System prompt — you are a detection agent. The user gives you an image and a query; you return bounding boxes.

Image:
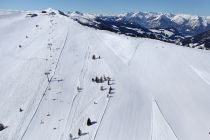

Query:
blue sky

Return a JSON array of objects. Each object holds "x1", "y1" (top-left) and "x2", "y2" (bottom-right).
[{"x1": 0, "y1": 0, "x2": 209, "y2": 16}]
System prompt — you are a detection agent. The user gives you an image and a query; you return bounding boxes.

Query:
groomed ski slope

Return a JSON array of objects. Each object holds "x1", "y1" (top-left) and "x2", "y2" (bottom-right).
[{"x1": 0, "y1": 10, "x2": 210, "y2": 140}]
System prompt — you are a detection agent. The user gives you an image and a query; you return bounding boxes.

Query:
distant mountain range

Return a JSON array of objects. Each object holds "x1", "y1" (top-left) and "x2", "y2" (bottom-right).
[
  {"x1": 106, "y1": 12, "x2": 210, "y2": 36},
  {"x1": 68, "y1": 11, "x2": 210, "y2": 49},
  {"x1": 22, "y1": 9, "x2": 210, "y2": 49}
]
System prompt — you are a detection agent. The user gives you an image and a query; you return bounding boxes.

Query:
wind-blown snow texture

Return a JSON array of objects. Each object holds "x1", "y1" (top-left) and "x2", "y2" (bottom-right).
[{"x1": 0, "y1": 9, "x2": 210, "y2": 140}]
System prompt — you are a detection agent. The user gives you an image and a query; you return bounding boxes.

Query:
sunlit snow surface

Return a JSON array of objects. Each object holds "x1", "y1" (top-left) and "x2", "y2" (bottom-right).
[{"x1": 0, "y1": 10, "x2": 210, "y2": 140}]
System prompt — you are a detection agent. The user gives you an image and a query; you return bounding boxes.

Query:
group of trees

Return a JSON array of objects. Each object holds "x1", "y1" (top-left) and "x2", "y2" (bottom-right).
[
  {"x1": 92, "y1": 75, "x2": 111, "y2": 83},
  {"x1": 92, "y1": 54, "x2": 101, "y2": 60}
]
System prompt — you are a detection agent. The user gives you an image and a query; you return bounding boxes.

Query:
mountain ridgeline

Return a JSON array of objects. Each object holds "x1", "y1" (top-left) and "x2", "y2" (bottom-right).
[
  {"x1": 23, "y1": 9, "x2": 210, "y2": 49},
  {"x1": 69, "y1": 11, "x2": 210, "y2": 49}
]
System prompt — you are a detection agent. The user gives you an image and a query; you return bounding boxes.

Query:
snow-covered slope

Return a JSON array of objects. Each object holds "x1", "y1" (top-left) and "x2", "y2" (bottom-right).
[{"x1": 0, "y1": 9, "x2": 210, "y2": 140}]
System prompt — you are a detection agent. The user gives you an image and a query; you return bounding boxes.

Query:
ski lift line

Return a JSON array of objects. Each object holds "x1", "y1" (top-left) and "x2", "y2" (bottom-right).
[
  {"x1": 92, "y1": 97, "x2": 111, "y2": 140},
  {"x1": 19, "y1": 26, "x2": 69, "y2": 140},
  {"x1": 152, "y1": 99, "x2": 179, "y2": 140}
]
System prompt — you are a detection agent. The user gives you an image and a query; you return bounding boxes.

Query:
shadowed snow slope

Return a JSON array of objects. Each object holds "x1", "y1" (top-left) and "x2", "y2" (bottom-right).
[{"x1": 0, "y1": 10, "x2": 210, "y2": 140}]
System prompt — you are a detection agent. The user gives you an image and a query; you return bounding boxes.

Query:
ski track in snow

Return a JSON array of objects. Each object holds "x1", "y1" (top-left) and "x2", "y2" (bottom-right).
[
  {"x1": 189, "y1": 65, "x2": 210, "y2": 85},
  {"x1": 151, "y1": 99, "x2": 179, "y2": 140},
  {"x1": 92, "y1": 97, "x2": 111, "y2": 140}
]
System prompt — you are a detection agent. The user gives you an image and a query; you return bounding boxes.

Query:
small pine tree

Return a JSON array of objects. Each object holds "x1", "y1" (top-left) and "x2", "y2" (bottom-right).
[
  {"x1": 19, "y1": 108, "x2": 23, "y2": 112},
  {"x1": 108, "y1": 80, "x2": 111, "y2": 85},
  {"x1": 78, "y1": 129, "x2": 82, "y2": 136},
  {"x1": 109, "y1": 87, "x2": 113, "y2": 94},
  {"x1": 87, "y1": 118, "x2": 92, "y2": 126},
  {"x1": 0, "y1": 123, "x2": 7, "y2": 131},
  {"x1": 95, "y1": 76, "x2": 99, "y2": 83},
  {"x1": 99, "y1": 77, "x2": 103, "y2": 83}
]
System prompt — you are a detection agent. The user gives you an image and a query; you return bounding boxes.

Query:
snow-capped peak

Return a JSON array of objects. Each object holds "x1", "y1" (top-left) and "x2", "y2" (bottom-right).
[
  {"x1": 69, "y1": 11, "x2": 84, "y2": 16},
  {"x1": 45, "y1": 8, "x2": 58, "y2": 13},
  {"x1": 88, "y1": 11, "x2": 210, "y2": 35}
]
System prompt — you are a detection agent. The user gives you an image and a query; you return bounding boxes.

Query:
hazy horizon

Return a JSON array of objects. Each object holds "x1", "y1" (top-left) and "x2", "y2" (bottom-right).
[{"x1": 0, "y1": 0, "x2": 210, "y2": 16}]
